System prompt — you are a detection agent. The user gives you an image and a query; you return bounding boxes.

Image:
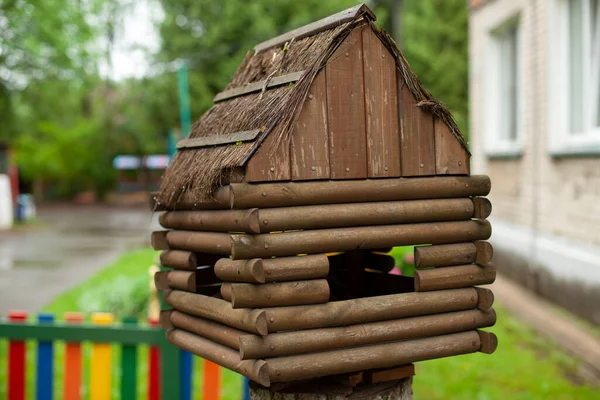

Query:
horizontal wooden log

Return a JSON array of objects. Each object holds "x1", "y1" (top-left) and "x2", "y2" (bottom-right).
[
  {"x1": 169, "y1": 310, "x2": 242, "y2": 350},
  {"x1": 472, "y1": 197, "x2": 492, "y2": 219},
  {"x1": 231, "y1": 220, "x2": 491, "y2": 259},
  {"x1": 215, "y1": 255, "x2": 330, "y2": 283},
  {"x1": 266, "y1": 330, "x2": 482, "y2": 383},
  {"x1": 414, "y1": 241, "x2": 493, "y2": 269},
  {"x1": 163, "y1": 290, "x2": 267, "y2": 335},
  {"x1": 228, "y1": 175, "x2": 491, "y2": 209},
  {"x1": 223, "y1": 280, "x2": 330, "y2": 309},
  {"x1": 165, "y1": 231, "x2": 231, "y2": 254},
  {"x1": 255, "y1": 198, "x2": 476, "y2": 233},
  {"x1": 215, "y1": 258, "x2": 265, "y2": 283},
  {"x1": 263, "y1": 288, "x2": 480, "y2": 333},
  {"x1": 160, "y1": 209, "x2": 260, "y2": 233},
  {"x1": 160, "y1": 250, "x2": 197, "y2": 270},
  {"x1": 166, "y1": 329, "x2": 270, "y2": 386},
  {"x1": 151, "y1": 188, "x2": 232, "y2": 211},
  {"x1": 154, "y1": 271, "x2": 194, "y2": 292},
  {"x1": 415, "y1": 264, "x2": 496, "y2": 292},
  {"x1": 262, "y1": 255, "x2": 330, "y2": 282},
  {"x1": 239, "y1": 308, "x2": 496, "y2": 359}
]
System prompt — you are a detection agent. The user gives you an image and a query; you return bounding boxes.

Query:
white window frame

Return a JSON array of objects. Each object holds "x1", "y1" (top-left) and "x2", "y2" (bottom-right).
[
  {"x1": 549, "y1": 0, "x2": 600, "y2": 154},
  {"x1": 485, "y1": 16, "x2": 524, "y2": 157}
]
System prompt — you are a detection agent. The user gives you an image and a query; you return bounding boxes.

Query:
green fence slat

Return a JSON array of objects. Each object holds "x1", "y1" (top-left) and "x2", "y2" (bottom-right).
[
  {"x1": 161, "y1": 339, "x2": 181, "y2": 400},
  {"x1": 120, "y1": 317, "x2": 138, "y2": 400},
  {"x1": 0, "y1": 322, "x2": 164, "y2": 345}
]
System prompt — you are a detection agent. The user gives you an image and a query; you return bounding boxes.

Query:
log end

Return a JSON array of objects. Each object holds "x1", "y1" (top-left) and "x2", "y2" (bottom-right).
[
  {"x1": 472, "y1": 197, "x2": 492, "y2": 219},
  {"x1": 221, "y1": 283, "x2": 232, "y2": 301},
  {"x1": 151, "y1": 231, "x2": 170, "y2": 251},
  {"x1": 159, "y1": 309, "x2": 174, "y2": 329},
  {"x1": 478, "y1": 330, "x2": 498, "y2": 354},
  {"x1": 248, "y1": 208, "x2": 261, "y2": 234},
  {"x1": 254, "y1": 310, "x2": 269, "y2": 336},
  {"x1": 254, "y1": 360, "x2": 271, "y2": 387},
  {"x1": 476, "y1": 287, "x2": 495, "y2": 310},
  {"x1": 154, "y1": 271, "x2": 170, "y2": 291},
  {"x1": 250, "y1": 258, "x2": 266, "y2": 284},
  {"x1": 413, "y1": 270, "x2": 422, "y2": 292},
  {"x1": 475, "y1": 241, "x2": 494, "y2": 265}
]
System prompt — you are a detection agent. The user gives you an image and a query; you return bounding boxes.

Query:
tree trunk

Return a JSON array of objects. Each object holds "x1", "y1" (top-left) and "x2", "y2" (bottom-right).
[{"x1": 250, "y1": 377, "x2": 413, "y2": 400}]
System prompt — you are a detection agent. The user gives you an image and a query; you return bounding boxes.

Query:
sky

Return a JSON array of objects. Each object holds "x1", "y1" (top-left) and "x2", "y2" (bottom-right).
[{"x1": 98, "y1": 0, "x2": 164, "y2": 81}]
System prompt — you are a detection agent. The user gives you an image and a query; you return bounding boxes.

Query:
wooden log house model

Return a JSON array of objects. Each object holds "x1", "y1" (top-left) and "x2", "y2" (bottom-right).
[{"x1": 151, "y1": 4, "x2": 497, "y2": 389}]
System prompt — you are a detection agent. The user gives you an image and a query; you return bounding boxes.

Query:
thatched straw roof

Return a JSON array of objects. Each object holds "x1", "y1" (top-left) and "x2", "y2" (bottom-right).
[{"x1": 158, "y1": 4, "x2": 467, "y2": 209}]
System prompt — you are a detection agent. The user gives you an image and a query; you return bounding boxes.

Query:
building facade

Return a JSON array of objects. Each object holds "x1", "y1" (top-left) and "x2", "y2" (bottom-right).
[{"x1": 469, "y1": 0, "x2": 600, "y2": 323}]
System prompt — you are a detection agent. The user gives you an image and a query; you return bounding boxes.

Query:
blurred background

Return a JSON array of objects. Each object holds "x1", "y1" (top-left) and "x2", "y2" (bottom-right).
[{"x1": 0, "y1": 0, "x2": 599, "y2": 399}]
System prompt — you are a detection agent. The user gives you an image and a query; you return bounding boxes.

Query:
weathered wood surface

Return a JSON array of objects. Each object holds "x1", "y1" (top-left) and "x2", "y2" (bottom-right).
[
  {"x1": 326, "y1": 26, "x2": 368, "y2": 179},
  {"x1": 176, "y1": 129, "x2": 261, "y2": 149},
  {"x1": 239, "y1": 308, "x2": 496, "y2": 359},
  {"x1": 164, "y1": 230, "x2": 231, "y2": 254},
  {"x1": 266, "y1": 330, "x2": 482, "y2": 383},
  {"x1": 291, "y1": 71, "x2": 330, "y2": 180},
  {"x1": 226, "y1": 175, "x2": 491, "y2": 209},
  {"x1": 169, "y1": 310, "x2": 243, "y2": 350},
  {"x1": 231, "y1": 220, "x2": 492, "y2": 259},
  {"x1": 414, "y1": 264, "x2": 496, "y2": 292},
  {"x1": 166, "y1": 329, "x2": 270, "y2": 386},
  {"x1": 399, "y1": 84, "x2": 435, "y2": 176},
  {"x1": 160, "y1": 209, "x2": 260, "y2": 233},
  {"x1": 414, "y1": 241, "x2": 493, "y2": 269},
  {"x1": 255, "y1": 198, "x2": 477, "y2": 233},
  {"x1": 159, "y1": 250, "x2": 197, "y2": 270},
  {"x1": 213, "y1": 72, "x2": 304, "y2": 102},
  {"x1": 163, "y1": 290, "x2": 267, "y2": 335},
  {"x1": 363, "y1": 26, "x2": 400, "y2": 178},
  {"x1": 222, "y1": 280, "x2": 330, "y2": 309},
  {"x1": 249, "y1": 378, "x2": 413, "y2": 400},
  {"x1": 245, "y1": 129, "x2": 291, "y2": 182},
  {"x1": 253, "y1": 4, "x2": 375, "y2": 52},
  {"x1": 263, "y1": 288, "x2": 481, "y2": 333},
  {"x1": 434, "y1": 118, "x2": 470, "y2": 175}
]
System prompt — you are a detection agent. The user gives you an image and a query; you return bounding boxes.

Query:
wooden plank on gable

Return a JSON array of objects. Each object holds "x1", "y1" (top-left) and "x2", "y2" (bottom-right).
[
  {"x1": 326, "y1": 27, "x2": 368, "y2": 180},
  {"x1": 213, "y1": 71, "x2": 304, "y2": 103},
  {"x1": 245, "y1": 132, "x2": 291, "y2": 183},
  {"x1": 434, "y1": 119, "x2": 470, "y2": 175},
  {"x1": 176, "y1": 130, "x2": 260, "y2": 149},
  {"x1": 399, "y1": 83, "x2": 436, "y2": 176},
  {"x1": 291, "y1": 71, "x2": 331, "y2": 180},
  {"x1": 362, "y1": 27, "x2": 401, "y2": 178}
]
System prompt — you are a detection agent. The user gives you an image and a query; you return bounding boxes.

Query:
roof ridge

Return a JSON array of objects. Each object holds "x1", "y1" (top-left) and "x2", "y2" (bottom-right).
[{"x1": 253, "y1": 3, "x2": 375, "y2": 53}]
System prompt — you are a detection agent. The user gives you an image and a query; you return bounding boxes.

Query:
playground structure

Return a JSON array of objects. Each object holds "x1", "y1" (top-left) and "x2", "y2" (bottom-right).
[{"x1": 152, "y1": 3, "x2": 497, "y2": 395}]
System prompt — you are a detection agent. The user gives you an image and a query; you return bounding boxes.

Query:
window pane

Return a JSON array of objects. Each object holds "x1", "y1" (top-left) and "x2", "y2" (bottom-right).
[
  {"x1": 506, "y1": 26, "x2": 518, "y2": 140},
  {"x1": 569, "y1": 0, "x2": 585, "y2": 133}
]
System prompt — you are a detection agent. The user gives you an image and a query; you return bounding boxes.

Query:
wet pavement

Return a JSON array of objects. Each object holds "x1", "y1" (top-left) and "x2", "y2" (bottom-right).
[{"x1": 0, "y1": 205, "x2": 160, "y2": 314}]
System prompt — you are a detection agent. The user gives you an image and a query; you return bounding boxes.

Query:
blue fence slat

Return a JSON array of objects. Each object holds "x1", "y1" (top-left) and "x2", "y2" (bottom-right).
[
  {"x1": 37, "y1": 314, "x2": 54, "y2": 400},
  {"x1": 180, "y1": 350, "x2": 192, "y2": 400},
  {"x1": 243, "y1": 377, "x2": 250, "y2": 400}
]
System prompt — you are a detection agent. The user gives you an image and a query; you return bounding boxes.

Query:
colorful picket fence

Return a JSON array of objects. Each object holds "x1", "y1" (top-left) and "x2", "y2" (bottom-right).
[{"x1": 0, "y1": 310, "x2": 249, "y2": 400}]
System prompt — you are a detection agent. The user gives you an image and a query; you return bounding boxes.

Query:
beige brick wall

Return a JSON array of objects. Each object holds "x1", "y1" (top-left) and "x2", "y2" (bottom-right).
[{"x1": 469, "y1": 0, "x2": 600, "y2": 248}]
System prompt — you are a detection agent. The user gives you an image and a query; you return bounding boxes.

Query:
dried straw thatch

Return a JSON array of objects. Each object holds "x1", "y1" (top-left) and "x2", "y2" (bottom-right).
[{"x1": 158, "y1": 7, "x2": 467, "y2": 209}]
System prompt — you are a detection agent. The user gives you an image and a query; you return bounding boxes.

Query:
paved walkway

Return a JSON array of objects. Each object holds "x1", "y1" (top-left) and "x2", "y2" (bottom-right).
[
  {"x1": 492, "y1": 275, "x2": 600, "y2": 382},
  {"x1": 0, "y1": 205, "x2": 159, "y2": 315}
]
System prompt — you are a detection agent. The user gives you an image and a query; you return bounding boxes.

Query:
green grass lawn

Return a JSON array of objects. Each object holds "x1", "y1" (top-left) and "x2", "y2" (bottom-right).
[{"x1": 2, "y1": 247, "x2": 597, "y2": 399}]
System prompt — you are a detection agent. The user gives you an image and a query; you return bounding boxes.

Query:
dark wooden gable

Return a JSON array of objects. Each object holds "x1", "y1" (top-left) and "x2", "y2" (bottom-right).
[{"x1": 245, "y1": 24, "x2": 469, "y2": 183}]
